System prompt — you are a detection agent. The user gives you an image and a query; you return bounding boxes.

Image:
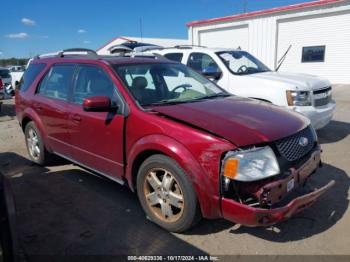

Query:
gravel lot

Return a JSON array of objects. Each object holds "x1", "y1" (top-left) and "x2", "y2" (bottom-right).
[{"x1": 0, "y1": 86, "x2": 349, "y2": 260}]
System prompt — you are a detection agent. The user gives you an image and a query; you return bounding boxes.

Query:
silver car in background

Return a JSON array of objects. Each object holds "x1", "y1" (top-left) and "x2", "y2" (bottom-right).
[{"x1": 0, "y1": 68, "x2": 13, "y2": 99}]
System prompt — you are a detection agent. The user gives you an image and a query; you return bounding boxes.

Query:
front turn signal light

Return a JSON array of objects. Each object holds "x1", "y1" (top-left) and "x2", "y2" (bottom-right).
[
  {"x1": 286, "y1": 90, "x2": 294, "y2": 106},
  {"x1": 223, "y1": 159, "x2": 239, "y2": 179}
]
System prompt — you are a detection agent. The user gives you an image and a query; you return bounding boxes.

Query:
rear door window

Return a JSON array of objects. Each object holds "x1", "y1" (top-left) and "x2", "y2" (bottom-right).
[
  {"x1": 18, "y1": 63, "x2": 46, "y2": 92},
  {"x1": 40, "y1": 64, "x2": 75, "y2": 101}
]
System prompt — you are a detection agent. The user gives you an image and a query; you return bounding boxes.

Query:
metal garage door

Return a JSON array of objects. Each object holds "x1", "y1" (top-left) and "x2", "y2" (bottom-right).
[
  {"x1": 277, "y1": 11, "x2": 350, "y2": 84},
  {"x1": 198, "y1": 25, "x2": 249, "y2": 50}
]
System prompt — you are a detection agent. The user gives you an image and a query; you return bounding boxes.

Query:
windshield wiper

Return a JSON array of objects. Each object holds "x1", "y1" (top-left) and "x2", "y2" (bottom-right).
[
  {"x1": 141, "y1": 99, "x2": 194, "y2": 106},
  {"x1": 142, "y1": 93, "x2": 231, "y2": 107},
  {"x1": 193, "y1": 93, "x2": 231, "y2": 101}
]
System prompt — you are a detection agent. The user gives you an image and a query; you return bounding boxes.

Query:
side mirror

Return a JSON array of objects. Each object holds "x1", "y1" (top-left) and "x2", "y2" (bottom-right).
[
  {"x1": 83, "y1": 96, "x2": 117, "y2": 112},
  {"x1": 202, "y1": 66, "x2": 222, "y2": 80}
]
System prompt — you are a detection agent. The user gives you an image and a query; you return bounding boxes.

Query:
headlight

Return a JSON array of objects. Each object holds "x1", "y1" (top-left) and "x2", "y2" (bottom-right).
[
  {"x1": 222, "y1": 146, "x2": 280, "y2": 182},
  {"x1": 286, "y1": 90, "x2": 311, "y2": 106}
]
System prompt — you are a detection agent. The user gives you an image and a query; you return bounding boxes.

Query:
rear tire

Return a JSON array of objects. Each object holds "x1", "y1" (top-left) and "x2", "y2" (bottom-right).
[
  {"x1": 136, "y1": 154, "x2": 201, "y2": 232},
  {"x1": 24, "y1": 122, "x2": 51, "y2": 165}
]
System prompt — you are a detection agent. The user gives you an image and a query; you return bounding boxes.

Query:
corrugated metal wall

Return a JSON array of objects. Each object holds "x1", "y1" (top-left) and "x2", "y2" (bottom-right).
[
  {"x1": 248, "y1": 17, "x2": 277, "y2": 69},
  {"x1": 189, "y1": 3, "x2": 350, "y2": 83},
  {"x1": 277, "y1": 10, "x2": 350, "y2": 83},
  {"x1": 198, "y1": 25, "x2": 249, "y2": 50}
]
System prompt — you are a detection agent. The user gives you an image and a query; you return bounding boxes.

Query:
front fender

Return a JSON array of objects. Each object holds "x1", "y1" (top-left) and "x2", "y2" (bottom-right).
[{"x1": 125, "y1": 134, "x2": 220, "y2": 218}]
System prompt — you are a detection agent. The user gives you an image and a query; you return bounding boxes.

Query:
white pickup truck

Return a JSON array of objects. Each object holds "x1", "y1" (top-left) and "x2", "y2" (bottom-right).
[
  {"x1": 152, "y1": 46, "x2": 336, "y2": 130},
  {"x1": 8, "y1": 65, "x2": 25, "y2": 89}
]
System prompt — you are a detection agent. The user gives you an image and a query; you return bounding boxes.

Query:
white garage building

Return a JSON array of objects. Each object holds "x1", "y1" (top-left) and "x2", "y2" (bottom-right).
[{"x1": 187, "y1": 0, "x2": 350, "y2": 83}]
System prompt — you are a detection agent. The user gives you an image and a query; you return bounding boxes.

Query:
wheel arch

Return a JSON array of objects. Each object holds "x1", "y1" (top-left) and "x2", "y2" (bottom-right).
[
  {"x1": 130, "y1": 149, "x2": 165, "y2": 192},
  {"x1": 125, "y1": 134, "x2": 216, "y2": 218},
  {"x1": 21, "y1": 116, "x2": 32, "y2": 132},
  {"x1": 21, "y1": 109, "x2": 51, "y2": 152}
]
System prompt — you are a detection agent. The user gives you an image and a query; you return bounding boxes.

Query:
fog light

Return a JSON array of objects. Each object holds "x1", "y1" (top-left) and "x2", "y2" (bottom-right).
[{"x1": 223, "y1": 177, "x2": 231, "y2": 191}]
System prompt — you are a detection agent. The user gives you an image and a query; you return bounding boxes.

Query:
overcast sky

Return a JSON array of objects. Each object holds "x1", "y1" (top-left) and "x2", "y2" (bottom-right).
[{"x1": 1, "y1": 0, "x2": 314, "y2": 58}]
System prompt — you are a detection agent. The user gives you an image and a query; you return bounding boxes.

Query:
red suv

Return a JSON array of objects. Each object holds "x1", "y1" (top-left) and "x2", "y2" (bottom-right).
[{"x1": 15, "y1": 49, "x2": 334, "y2": 232}]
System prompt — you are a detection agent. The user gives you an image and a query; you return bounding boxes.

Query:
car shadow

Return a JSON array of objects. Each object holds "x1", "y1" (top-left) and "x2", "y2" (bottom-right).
[
  {"x1": 0, "y1": 152, "x2": 207, "y2": 259},
  {"x1": 228, "y1": 163, "x2": 349, "y2": 242},
  {"x1": 317, "y1": 120, "x2": 350, "y2": 144},
  {"x1": 183, "y1": 218, "x2": 234, "y2": 235},
  {"x1": 1, "y1": 153, "x2": 348, "y2": 247}
]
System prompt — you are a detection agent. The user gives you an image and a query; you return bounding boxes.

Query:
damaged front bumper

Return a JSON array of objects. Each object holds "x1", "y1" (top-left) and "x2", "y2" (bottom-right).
[
  {"x1": 222, "y1": 181, "x2": 334, "y2": 226},
  {"x1": 220, "y1": 149, "x2": 335, "y2": 226}
]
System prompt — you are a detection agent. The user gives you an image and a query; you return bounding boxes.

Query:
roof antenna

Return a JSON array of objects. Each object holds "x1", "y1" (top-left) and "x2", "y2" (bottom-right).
[{"x1": 139, "y1": 18, "x2": 143, "y2": 41}]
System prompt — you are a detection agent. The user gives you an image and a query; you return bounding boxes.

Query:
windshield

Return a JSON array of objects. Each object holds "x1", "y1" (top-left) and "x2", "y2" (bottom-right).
[
  {"x1": 217, "y1": 51, "x2": 271, "y2": 75},
  {"x1": 0, "y1": 69, "x2": 11, "y2": 78},
  {"x1": 113, "y1": 63, "x2": 229, "y2": 107}
]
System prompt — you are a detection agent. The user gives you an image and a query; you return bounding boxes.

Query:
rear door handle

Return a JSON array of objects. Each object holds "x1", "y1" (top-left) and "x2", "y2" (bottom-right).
[{"x1": 71, "y1": 114, "x2": 82, "y2": 122}]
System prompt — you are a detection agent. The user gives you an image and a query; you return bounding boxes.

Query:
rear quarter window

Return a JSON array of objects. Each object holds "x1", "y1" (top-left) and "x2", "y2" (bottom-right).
[
  {"x1": 164, "y1": 53, "x2": 183, "y2": 62},
  {"x1": 18, "y1": 63, "x2": 46, "y2": 92}
]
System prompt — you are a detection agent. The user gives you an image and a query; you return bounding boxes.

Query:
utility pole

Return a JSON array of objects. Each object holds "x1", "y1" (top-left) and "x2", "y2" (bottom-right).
[
  {"x1": 139, "y1": 18, "x2": 143, "y2": 41},
  {"x1": 243, "y1": 0, "x2": 248, "y2": 13}
]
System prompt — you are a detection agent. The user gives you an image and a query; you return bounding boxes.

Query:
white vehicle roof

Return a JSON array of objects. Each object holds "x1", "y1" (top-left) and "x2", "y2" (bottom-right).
[{"x1": 155, "y1": 46, "x2": 241, "y2": 53}]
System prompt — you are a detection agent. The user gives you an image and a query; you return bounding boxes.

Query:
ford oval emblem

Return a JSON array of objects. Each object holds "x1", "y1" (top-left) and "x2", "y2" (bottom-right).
[{"x1": 299, "y1": 137, "x2": 309, "y2": 147}]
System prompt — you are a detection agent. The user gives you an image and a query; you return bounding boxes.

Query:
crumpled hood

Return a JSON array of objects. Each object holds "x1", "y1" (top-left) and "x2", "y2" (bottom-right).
[
  {"x1": 151, "y1": 96, "x2": 309, "y2": 147},
  {"x1": 248, "y1": 71, "x2": 331, "y2": 91}
]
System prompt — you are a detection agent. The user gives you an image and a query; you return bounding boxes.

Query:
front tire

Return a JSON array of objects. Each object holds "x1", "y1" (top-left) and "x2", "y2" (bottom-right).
[
  {"x1": 24, "y1": 122, "x2": 50, "y2": 165},
  {"x1": 136, "y1": 154, "x2": 201, "y2": 232}
]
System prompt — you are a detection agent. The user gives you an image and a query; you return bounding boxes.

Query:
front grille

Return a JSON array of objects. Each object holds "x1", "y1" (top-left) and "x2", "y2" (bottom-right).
[
  {"x1": 275, "y1": 126, "x2": 316, "y2": 161},
  {"x1": 315, "y1": 96, "x2": 331, "y2": 106},
  {"x1": 313, "y1": 86, "x2": 332, "y2": 107}
]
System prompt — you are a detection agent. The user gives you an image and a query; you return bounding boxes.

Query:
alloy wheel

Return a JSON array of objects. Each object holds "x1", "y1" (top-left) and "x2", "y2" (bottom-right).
[
  {"x1": 143, "y1": 168, "x2": 185, "y2": 223},
  {"x1": 27, "y1": 128, "x2": 41, "y2": 161}
]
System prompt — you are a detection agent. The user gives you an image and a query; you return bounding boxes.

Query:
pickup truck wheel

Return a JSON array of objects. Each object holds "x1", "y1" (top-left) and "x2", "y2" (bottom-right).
[
  {"x1": 137, "y1": 154, "x2": 201, "y2": 233},
  {"x1": 24, "y1": 122, "x2": 50, "y2": 165}
]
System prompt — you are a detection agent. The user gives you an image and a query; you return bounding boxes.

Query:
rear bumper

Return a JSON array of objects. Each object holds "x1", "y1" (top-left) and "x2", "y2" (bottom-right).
[{"x1": 221, "y1": 180, "x2": 334, "y2": 226}]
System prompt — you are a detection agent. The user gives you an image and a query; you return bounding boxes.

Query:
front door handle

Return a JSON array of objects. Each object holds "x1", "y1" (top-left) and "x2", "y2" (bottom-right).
[{"x1": 71, "y1": 114, "x2": 82, "y2": 123}]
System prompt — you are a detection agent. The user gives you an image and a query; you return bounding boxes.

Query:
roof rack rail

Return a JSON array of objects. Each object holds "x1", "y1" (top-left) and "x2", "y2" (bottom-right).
[
  {"x1": 35, "y1": 48, "x2": 98, "y2": 59},
  {"x1": 133, "y1": 45, "x2": 164, "y2": 52},
  {"x1": 58, "y1": 48, "x2": 98, "y2": 58},
  {"x1": 174, "y1": 45, "x2": 207, "y2": 49},
  {"x1": 35, "y1": 52, "x2": 60, "y2": 59},
  {"x1": 130, "y1": 52, "x2": 165, "y2": 59},
  {"x1": 107, "y1": 51, "x2": 165, "y2": 60}
]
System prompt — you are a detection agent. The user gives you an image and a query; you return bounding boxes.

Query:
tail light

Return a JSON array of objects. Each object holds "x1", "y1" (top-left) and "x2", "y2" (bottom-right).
[{"x1": 0, "y1": 79, "x2": 3, "y2": 90}]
